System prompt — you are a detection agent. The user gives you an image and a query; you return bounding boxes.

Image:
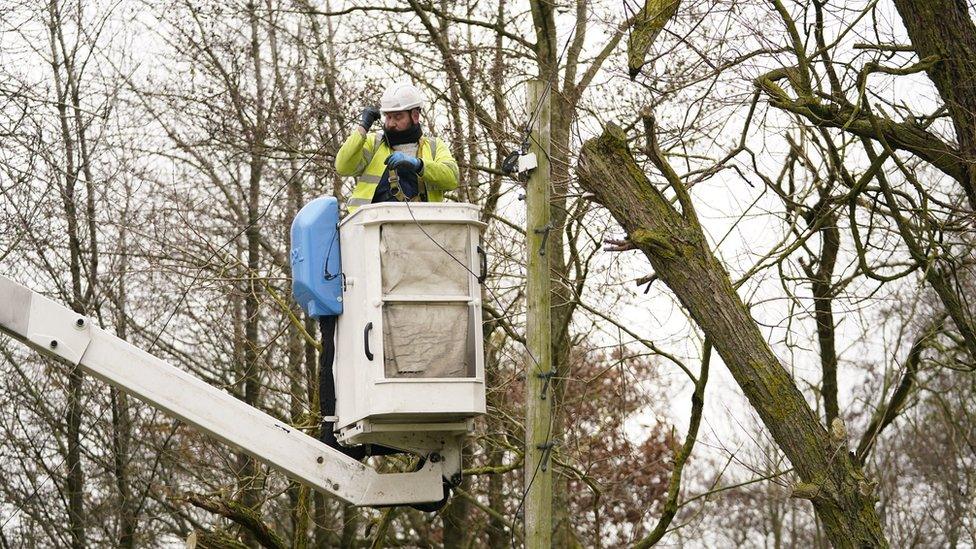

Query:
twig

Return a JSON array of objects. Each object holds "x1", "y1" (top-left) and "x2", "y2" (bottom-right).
[{"x1": 632, "y1": 339, "x2": 711, "y2": 548}]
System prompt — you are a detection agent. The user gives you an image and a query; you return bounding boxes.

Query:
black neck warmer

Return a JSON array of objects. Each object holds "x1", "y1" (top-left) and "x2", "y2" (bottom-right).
[{"x1": 384, "y1": 122, "x2": 423, "y2": 147}]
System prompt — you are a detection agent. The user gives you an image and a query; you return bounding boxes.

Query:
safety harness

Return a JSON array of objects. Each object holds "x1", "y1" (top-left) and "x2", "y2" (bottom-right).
[
  {"x1": 388, "y1": 163, "x2": 427, "y2": 202},
  {"x1": 378, "y1": 133, "x2": 436, "y2": 203}
]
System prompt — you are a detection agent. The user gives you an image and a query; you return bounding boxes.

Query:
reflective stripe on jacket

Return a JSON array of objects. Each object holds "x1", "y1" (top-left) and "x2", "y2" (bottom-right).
[{"x1": 334, "y1": 131, "x2": 460, "y2": 211}]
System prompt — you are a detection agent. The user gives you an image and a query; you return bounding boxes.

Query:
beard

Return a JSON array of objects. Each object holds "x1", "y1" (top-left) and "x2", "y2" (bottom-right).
[{"x1": 384, "y1": 120, "x2": 423, "y2": 146}]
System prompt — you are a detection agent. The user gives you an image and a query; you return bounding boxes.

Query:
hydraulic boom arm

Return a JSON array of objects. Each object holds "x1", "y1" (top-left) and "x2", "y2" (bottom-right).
[{"x1": 0, "y1": 275, "x2": 445, "y2": 507}]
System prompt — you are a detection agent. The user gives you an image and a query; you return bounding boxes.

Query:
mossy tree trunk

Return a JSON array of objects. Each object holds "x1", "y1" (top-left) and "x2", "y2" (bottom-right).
[
  {"x1": 577, "y1": 124, "x2": 888, "y2": 548},
  {"x1": 892, "y1": 0, "x2": 976, "y2": 209}
]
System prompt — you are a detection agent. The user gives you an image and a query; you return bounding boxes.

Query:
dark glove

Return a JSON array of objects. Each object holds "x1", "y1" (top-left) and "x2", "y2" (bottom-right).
[
  {"x1": 385, "y1": 151, "x2": 424, "y2": 174},
  {"x1": 360, "y1": 107, "x2": 381, "y2": 131}
]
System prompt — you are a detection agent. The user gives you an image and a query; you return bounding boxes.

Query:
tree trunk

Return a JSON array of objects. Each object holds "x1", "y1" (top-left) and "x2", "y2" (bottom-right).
[
  {"x1": 577, "y1": 124, "x2": 888, "y2": 547},
  {"x1": 47, "y1": 2, "x2": 87, "y2": 545},
  {"x1": 237, "y1": 3, "x2": 268, "y2": 542},
  {"x1": 441, "y1": 466, "x2": 470, "y2": 547},
  {"x1": 65, "y1": 365, "x2": 86, "y2": 549},
  {"x1": 339, "y1": 502, "x2": 357, "y2": 549},
  {"x1": 808, "y1": 210, "x2": 840, "y2": 425},
  {"x1": 548, "y1": 93, "x2": 584, "y2": 549},
  {"x1": 110, "y1": 191, "x2": 137, "y2": 548},
  {"x1": 310, "y1": 492, "x2": 340, "y2": 549},
  {"x1": 892, "y1": 0, "x2": 976, "y2": 209}
]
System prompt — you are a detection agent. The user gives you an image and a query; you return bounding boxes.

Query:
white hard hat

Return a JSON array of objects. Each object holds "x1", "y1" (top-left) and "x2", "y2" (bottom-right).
[{"x1": 379, "y1": 82, "x2": 426, "y2": 113}]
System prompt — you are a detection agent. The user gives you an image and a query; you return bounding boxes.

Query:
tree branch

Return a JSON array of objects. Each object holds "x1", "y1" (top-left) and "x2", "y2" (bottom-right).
[
  {"x1": 756, "y1": 68, "x2": 968, "y2": 188},
  {"x1": 856, "y1": 315, "x2": 946, "y2": 461},
  {"x1": 183, "y1": 493, "x2": 286, "y2": 549},
  {"x1": 633, "y1": 338, "x2": 710, "y2": 548}
]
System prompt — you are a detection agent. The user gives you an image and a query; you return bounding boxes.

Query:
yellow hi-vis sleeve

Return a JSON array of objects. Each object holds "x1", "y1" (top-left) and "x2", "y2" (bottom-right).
[
  {"x1": 422, "y1": 137, "x2": 460, "y2": 193},
  {"x1": 334, "y1": 130, "x2": 372, "y2": 177}
]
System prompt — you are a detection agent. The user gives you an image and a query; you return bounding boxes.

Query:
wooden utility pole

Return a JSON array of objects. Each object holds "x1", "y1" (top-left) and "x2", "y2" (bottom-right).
[{"x1": 524, "y1": 79, "x2": 553, "y2": 548}]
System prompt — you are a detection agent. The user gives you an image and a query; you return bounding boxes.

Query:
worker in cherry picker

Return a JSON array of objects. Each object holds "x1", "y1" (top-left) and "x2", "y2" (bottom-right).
[{"x1": 335, "y1": 82, "x2": 459, "y2": 211}]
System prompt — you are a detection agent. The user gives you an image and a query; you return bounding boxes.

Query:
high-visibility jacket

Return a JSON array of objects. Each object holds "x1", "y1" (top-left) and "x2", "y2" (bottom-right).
[{"x1": 335, "y1": 130, "x2": 459, "y2": 211}]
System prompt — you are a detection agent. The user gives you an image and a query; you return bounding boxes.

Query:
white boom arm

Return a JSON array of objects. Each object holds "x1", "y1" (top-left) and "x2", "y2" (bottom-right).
[{"x1": 0, "y1": 275, "x2": 445, "y2": 507}]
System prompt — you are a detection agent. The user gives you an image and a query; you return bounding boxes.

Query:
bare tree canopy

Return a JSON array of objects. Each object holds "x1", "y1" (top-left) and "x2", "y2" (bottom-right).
[{"x1": 1, "y1": 0, "x2": 974, "y2": 547}]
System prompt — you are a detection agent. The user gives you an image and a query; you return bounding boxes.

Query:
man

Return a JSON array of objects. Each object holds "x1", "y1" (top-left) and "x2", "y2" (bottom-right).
[{"x1": 335, "y1": 82, "x2": 459, "y2": 211}]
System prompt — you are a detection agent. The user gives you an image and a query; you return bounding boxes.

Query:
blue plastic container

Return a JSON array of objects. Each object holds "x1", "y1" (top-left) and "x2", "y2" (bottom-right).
[{"x1": 291, "y1": 196, "x2": 343, "y2": 317}]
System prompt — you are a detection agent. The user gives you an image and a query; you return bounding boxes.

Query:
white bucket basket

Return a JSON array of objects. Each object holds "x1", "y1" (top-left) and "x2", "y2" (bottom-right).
[{"x1": 334, "y1": 203, "x2": 486, "y2": 446}]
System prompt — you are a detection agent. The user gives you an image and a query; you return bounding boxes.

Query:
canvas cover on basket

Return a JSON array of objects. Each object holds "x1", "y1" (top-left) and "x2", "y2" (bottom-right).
[{"x1": 380, "y1": 223, "x2": 472, "y2": 378}]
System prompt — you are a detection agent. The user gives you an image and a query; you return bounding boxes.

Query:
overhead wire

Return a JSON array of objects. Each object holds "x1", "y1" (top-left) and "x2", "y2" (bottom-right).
[
  {"x1": 398, "y1": 18, "x2": 576, "y2": 546},
  {"x1": 506, "y1": 22, "x2": 579, "y2": 549},
  {"x1": 6, "y1": 22, "x2": 570, "y2": 535},
  {"x1": 401, "y1": 197, "x2": 550, "y2": 548}
]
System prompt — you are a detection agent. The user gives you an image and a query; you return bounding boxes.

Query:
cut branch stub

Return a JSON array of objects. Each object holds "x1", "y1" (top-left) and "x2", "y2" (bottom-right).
[
  {"x1": 627, "y1": 0, "x2": 682, "y2": 79},
  {"x1": 630, "y1": 228, "x2": 678, "y2": 259},
  {"x1": 579, "y1": 123, "x2": 690, "y2": 252},
  {"x1": 791, "y1": 482, "x2": 823, "y2": 501}
]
